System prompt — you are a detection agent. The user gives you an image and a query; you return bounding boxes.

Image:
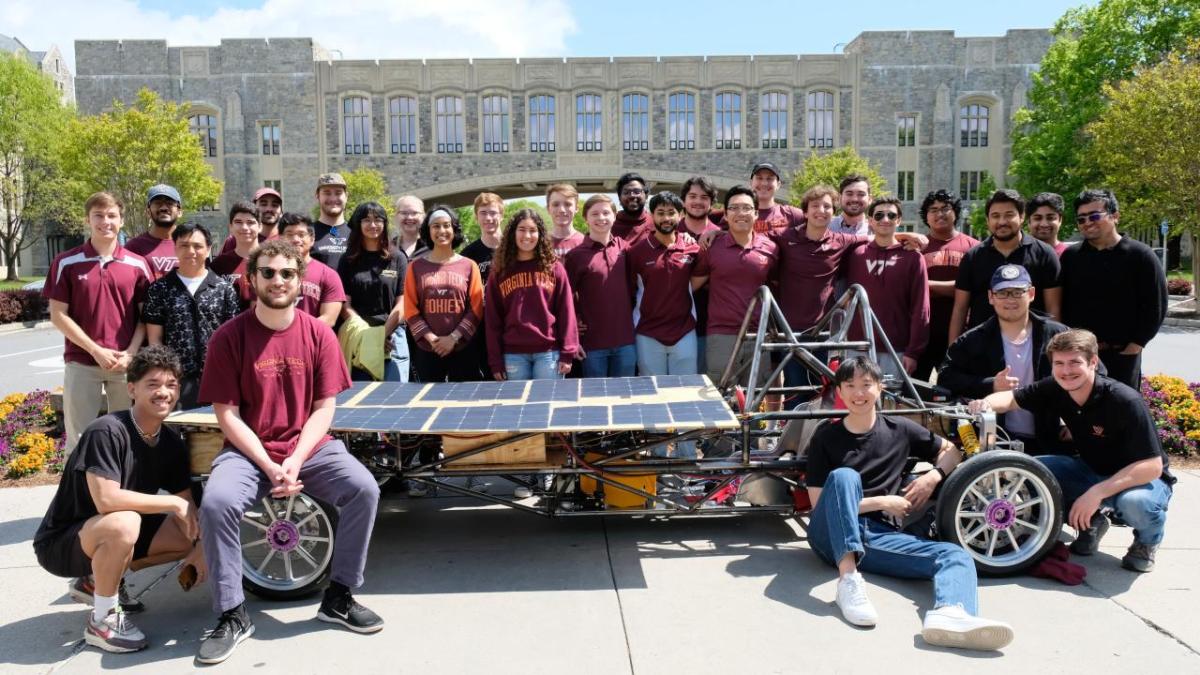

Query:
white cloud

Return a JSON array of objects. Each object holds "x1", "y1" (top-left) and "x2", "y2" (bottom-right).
[{"x1": 2, "y1": 0, "x2": 578, "y2": 70}]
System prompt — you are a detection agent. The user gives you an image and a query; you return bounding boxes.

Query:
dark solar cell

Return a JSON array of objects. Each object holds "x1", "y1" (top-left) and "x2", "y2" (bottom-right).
[
  {"x1": 357, "y1": 382, "x2": 426, "y2": 406},
  {"x1": 611, "y1": 403, "x2": 671, "y2": 426},
  {"x1": 550, "y1": 406, "x2": 610, "y2": 427},
  {"x1": 527, "y1": 379, "x2": 580, "y2": 402}
]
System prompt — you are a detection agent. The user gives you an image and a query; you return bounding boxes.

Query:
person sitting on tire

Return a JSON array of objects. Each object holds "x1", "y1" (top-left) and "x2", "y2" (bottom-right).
[
  {"x1": 196, "y1": 239, "x2": 383, "y2": 665},
  {"x1": 33, "y1": 345, "x2": 206, "y2": 654},
  {"x1": 969, "y1": 329, "x2": 1175, "y2": 573},
  {"x1": 805, "y1": 355, "x2": 1014, "y2": 651}
]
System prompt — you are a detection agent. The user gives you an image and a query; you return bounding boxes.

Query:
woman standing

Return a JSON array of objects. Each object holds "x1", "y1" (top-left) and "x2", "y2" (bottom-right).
[
  {"x1": 337, "y1": 202, "x2": 410, "y2": 381},
  {"x1": 402, "y1": 206, "x2": 485, "y2": 382},
  {"x1": 485, "y1": 209, "x2": 579, "y2": 380}
]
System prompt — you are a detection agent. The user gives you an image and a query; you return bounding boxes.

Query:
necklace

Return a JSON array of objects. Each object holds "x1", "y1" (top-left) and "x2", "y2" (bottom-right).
[{"x1": 130, "y1": 413, "x2": 161, "y2": 443}]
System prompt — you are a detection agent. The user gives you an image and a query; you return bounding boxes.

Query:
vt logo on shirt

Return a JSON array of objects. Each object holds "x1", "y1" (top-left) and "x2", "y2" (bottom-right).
[
  {"x1": 151, "y1": 258, "x2": 178, "y2": 272},
  {"x1": 865, "y1": 256, "x2": 898, "y2": 276}
]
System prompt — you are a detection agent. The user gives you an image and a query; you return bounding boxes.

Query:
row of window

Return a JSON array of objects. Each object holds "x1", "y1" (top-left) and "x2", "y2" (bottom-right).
[{"x1": 896, "y1": 105, "x2": 992, "y2": 148}]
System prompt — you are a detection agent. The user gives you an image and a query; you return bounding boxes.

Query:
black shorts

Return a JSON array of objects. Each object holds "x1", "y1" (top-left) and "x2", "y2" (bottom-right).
[{"x1": 34, "y1": 513, "x2": 168, "y2": 579}]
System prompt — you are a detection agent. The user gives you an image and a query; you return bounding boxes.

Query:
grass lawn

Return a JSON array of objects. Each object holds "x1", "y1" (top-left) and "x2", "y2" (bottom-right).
[{"x1": 0, "y1": 276, "x2": 42, "y2": 291}]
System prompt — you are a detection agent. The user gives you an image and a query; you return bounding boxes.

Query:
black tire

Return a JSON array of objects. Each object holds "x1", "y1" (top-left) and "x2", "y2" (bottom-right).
[
  {"x1": 240, "y1": 493, "x2": 338, "y2": 600},
  {"x1": 935, "y1": 451, "x2": 1063, "y2": 577}
]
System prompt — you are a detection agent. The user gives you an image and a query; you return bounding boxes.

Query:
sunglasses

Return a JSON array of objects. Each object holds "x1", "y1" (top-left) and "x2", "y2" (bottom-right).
[
  {"x1": 257, "y1": 267, "x2": 299, "y2": 281},
  {"x1": 872, "y1": 212, "x2": 900, "y2": 222},
  {"x1": 1075, "y1": 211, "x2": 1107, "y2": 225}
]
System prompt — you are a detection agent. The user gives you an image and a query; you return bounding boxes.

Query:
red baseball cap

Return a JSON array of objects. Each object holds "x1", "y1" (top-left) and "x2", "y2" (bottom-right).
[{"x1": 253, "y1": 186, "x2": 282, "y2": 202}]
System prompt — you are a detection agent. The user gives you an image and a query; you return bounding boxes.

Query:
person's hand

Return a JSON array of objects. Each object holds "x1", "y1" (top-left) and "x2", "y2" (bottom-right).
[
  {"x1": 182, "y1": 545, "x2": 208, "y2": 585},
  {"x1": 992, "y1": 365, "x2": 1019, "y2": 392},
  {"x1": 1120, "y1": 343, "x2": 1143, "y2": 355},
  {"x1": 90, "y1": 347, "x2": 122, "y2": 370},
  {"x1": 111, "y1": 351, "x2": 133, "y2": 373},
  {"x1": 576, "y1": 347, "x2": 587, "y2": 360},
  {"x1": 903, "y1": 471, "x2": 941, "y2": 509},
  {"x1": 901, "y1": 355, "x2": 917, "y2": 374},
  {"x1": 1069, "y1": 487, "x2": 1104, "y2": 531},
  {"x1": 967, "y1": 398, "x2": 991, "y2": 415},
  {"x1": 877, "y1": 495, "x2": 912, "y2": 520},
  {"x1": 429, "y1": 334, "x2": 456, "y2": 357},
  {"x1": 557, "y1": 361, "x2": 573, "y2": 375},
  {"x1": 272, "y1": 456, "x2": 304, "y2": 497},
  {"x1": 698, "y1": 229, "x2": 722, "y2": 249},
  {"x1": 1058, "y1": 425, "x2": 1073, "y2": 442},
  {"x1": 168, "y1": 495, "x2": 198, "y2": 541},
  {"x1": 898, "y1": 233, "x2": 929, "y2": 251},
  {"x1": 493, "y1": 370, "x2": 507, "y2": 381}
]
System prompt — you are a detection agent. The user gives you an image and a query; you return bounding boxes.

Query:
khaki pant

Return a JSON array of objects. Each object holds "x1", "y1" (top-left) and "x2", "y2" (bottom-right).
[{"x1": 63, "y1": 361, "x2": 131, "y2": 453}]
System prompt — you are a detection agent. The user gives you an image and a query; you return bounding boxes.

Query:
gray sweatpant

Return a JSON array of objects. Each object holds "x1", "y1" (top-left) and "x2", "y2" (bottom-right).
[{"x1": 199, "y1": 440, "x2": 380, "y2": 613}]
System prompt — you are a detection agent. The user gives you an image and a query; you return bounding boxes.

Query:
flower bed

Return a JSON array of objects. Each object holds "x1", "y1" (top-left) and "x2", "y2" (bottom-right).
[
  {"x1": 0, "y1": 390, "x2": 63, "y2": 479},
  {"x1": 1141, "y1": 375, "x2": 1200, "y2": 457}
]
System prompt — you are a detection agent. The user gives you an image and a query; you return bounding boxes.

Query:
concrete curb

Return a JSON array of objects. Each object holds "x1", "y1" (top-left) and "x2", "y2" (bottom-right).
[
  {"x1": 1165, "y1": 316, "x2": 1200, "y2": 329},
  {"x1": 0, "y1": 319, "x2": 53, "y2": 336}
]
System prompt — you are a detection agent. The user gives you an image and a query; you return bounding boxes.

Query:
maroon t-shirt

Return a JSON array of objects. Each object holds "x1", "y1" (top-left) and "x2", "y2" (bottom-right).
[
  {"x1": 47, "y1": 242, "x2": 150, "y2": 366},
  {"x1": 755, "y1": 203, "x2": 805, "y2": 235},
  {"x1": 210, "y1": 253, "x2": 254, "y2": 308},
  {"x1": 681, "y1": 220, "x2": 721, "y2": 337},
  {"x1": 550, "y1": 230, "x2": 585, "y2": 260},
  {"x1": 124, "y1": 232, "x2": 178, "y2": 281},
  {"x1": 845, "y1": 242, "x2": 931, "y2": 360},
  {"x1": 692, "y1": 233, "x2": 779, "y2": 335},
  {"x1": 485, "y1": 259, "x2": 580, "y2": 371},
  {"x1": 199, "y1": 310, "x2": 351, "y2": 462},
  {"x1": 771, "y1": 225, "x2": 868, "y2": 331},
  {"x1": 922, "y1": 232, "x2": 979, "y2": 344},
  {"x1": 627, "y1": 233, "x2": 700, "y2": 345},
  {"x1": 296, "y1": 259, "x2": 347, "y2": 318},
  {"x1": 1053, "y1": 241, "x2": 1070, "y2": 257},
  {"x1": 613, "y1": 210, "x2": 653, "y2": 242},
  {"x1": 564, "y1": 237, "x2": 636, "y2": 351}
]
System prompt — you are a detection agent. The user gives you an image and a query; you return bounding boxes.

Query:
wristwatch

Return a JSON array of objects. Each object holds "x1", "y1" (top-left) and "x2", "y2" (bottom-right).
[{"x1": 933, "y1": 466, "x2": 949, "y2": 480}]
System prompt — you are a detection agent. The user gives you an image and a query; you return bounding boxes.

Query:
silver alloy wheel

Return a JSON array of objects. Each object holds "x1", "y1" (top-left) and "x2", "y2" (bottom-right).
[
  {"x1": 948, "y1": 466, "x2": 1057, "y2": 570},
  {"x1": 240, "y1": 494, "x2": 335, "y2": 593}
]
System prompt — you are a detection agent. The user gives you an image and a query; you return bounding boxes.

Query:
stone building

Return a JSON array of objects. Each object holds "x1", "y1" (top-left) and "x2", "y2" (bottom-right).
[{"x1": 73, "y1": 30, "x2": 1053, "y2": 241}]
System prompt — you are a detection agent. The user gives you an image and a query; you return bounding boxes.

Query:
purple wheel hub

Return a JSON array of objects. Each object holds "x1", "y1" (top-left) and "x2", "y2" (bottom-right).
[
  {"x1": 266, "y1": 520, "x2": 301, "y2": 553},
  {"x1": 985, "y1": 499, "x2": 1017, "y2": 530}
]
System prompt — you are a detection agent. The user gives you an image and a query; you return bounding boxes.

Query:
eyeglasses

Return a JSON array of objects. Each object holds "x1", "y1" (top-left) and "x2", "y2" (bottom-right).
[
  {"x1": 992, "y1": 288, "x2": 1029, "y2": 299},
  {"x1": 257, "y1": 267, "x2": 299, "y2": 281},
  {"x1": 620, "y1": 188, "x2": 645, "y2": 196},
  {"x1": 1075, "y1": 211, "x2": 1107, "y2": 225},
  {"x1": 872, "y1": 212, "x2": 900, "y2": 222},
  {"x1": 726, "y1": 204, "x2": 757, "y2": 213},
  {"x1": 928, "y1": 206, "x2": 954, "y2": 215},
  {"x1": 397, "y1": 211, "x2": 423, "y2": 218}
]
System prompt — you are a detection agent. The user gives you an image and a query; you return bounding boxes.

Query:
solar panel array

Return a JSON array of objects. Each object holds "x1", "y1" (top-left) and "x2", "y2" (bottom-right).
[{"x1": 167, "y1": 375, "x2": 738, "y2": 434}]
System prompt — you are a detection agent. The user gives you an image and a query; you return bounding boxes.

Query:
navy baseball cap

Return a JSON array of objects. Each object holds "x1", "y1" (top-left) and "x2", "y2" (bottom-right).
[
  {"x1": 146, "y1": 184, "x2": 182, "y2": 206},
  {"x1": 750, "y1": 162, "x2": 781, "y2": 180},
  {"x1": 990, "y1": 264, "x2": 1032, "y2": 291}
]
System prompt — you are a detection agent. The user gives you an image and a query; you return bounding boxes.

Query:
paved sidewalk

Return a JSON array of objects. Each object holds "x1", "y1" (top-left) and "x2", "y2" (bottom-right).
[{"x1": 1, "y1": 471, "x2": 1197, "y2": 674}]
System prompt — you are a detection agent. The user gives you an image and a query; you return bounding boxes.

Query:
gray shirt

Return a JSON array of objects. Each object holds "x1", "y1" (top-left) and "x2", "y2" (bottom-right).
[{"x1": 1001, "y1": 332, "x2": 1037, "y2": 436}]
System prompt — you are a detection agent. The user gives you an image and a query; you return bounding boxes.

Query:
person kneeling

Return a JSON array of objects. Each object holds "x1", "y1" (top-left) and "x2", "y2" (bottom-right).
[
  {"x1": 33, "y1": 345, "x2": 206, "y2": 654},
  {"x1": 805, "y1": 356, "x2": 1013, "y2": 651}
]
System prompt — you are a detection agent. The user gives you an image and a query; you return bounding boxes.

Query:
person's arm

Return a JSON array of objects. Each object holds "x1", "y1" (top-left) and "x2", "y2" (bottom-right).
[
  {"x1": 1068, "y1": 456, "x2": 1163, "y2": 532},
  {"x1": 969, "y1": 389, "x2": 1019, "y2": 414},
  {"x1": 895, "y1": 231, "x2": 929, "y2": 251},
  {"x1": 484, "y1": 273, "x2": 506, "y2": 379},
  {"x1": 402, "y1": 265, "x2": 432, "y2": 344},
  {"x1": 1042, "y1": 286, "x2": 1062, "y2": 322},
  {"x1": 317, "y1": 302, "x2": 341, "y2": 328},
  {"x1": 451, "y1": 262, "x2": 484, "y2": 342},
  {"x1": 213, "y1": 402, "x2": 283, "y2": 478},
  {"x1": 928, "y1": 279, "x2": 956, "y2": 299},
  {"x1": 383, "y1": 293, "x2": 404, "y2": 340},
  {"x1": 904, "y1": 255, "x2": 931, "y2": 371},
  {"x1": 903, "y1": 436, "x2": 962, "y2": 509},
  {"x1": 948, "y1": 290, "x2": 971, "y2": 344},
  {"x1": 318, "y1": 266, "x2": 347, "y2": 327},
  {"x1": 49, "y1": 299, "x2": 120, "y2": 369},
  {"x1": 1126, "y1": 249, "x2": 1168, "y2": 353},
  {"x1": 285, "y1": 396, "x2": 336, "y2": 469},
  {"x1": 146, "y1": 323, "x2": 164, "y2": 346},
  {"x1": 554, "y1": 265, "x2": 580, "y2": 373},
  {"x1": 86, "y1": 473, "x2": 197, "y2": 540}
]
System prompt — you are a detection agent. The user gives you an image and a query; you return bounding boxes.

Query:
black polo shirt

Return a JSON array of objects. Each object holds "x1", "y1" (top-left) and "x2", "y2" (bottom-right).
[
  {"x1": 1014, "y1": 374, "x2": 1174, "y2": 483},
  {"x1": 806, "y1": 415, "x2": 942, "y2": 498},
  {"x1": 1060, "y1": 236, "x2": 1167, "y2": 349},
  {"x1": 955, "y1": 234, "x2": 1060, "y2": 330}
]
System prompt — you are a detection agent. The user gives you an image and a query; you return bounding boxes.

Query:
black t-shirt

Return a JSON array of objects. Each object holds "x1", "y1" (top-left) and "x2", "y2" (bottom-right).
[
  {"x1": 461, "y1": 238, "x2": 497, "y2": 284},
  {"x1": 312, "y1": 227, "x2": 348, "y2": 272},
  {"x1": 1014, "y1": 374, "x2": 1174, "y2": 482},
  {"x1": 337, "y1": 250, "x2": 407, "y2": 326},
  {"x1": 33, "y1": 412, "x2": 190, "y2": 547},
  {"x1": 1060, "y1": 237, "x2": 1167, "y2": 348},
  {"x1": 955, "y1": 235, "x2": 1060, "y2": 329},
  {"x1": 805, "y1": 415, "x2": 941, "y2": 498}
]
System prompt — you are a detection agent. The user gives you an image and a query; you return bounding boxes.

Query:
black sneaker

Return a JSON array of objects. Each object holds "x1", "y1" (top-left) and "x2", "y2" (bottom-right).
[
  {"x1": 1121, "y1": 542, "x2": 1158, "y2": 573},
  {"x1": 317, "y1": 584, "x2": 384, "y2": 634},
  {"x1": 196, "y1": 605, "x2": 255, "y2": 665},
  {"x1": 1069, "y1": 511, "x2": 1110, "y2": 556},
  {"x1": 69, "y1": 576, "x2": 145, "y2": 614}
]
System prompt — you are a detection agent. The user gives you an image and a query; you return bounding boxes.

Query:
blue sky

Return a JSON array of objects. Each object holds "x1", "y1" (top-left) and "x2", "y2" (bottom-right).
[{"x1": 9, "y1": 0, "x2": 1090, "y2": 67}]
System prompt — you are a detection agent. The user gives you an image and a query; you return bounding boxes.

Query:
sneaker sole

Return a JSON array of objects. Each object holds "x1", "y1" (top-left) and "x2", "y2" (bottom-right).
[
  {"x1": 84, "y1": 630, "x2": 147, "y2": 654},
  {"x1": 923, "y1": 624, "x2": 1014, "y2": 651},
  {"x1": 195, "y1": 623, "x2": 255, "y2": 664},
  {"x1": 316, "y1": 610, "x2": 384, "y2": 634},
  {"x1": 1121, "y1": 560, "x2": 1154, "y2": 573}
]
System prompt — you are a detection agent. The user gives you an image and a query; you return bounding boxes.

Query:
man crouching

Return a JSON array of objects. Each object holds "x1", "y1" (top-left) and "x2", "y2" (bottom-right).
[
  {"x1": 805, "y1": 356, "x2": 1013, "y2": 650},
  {"x1": 33, "y1": 345, "x2": 205, "y2": 653}
]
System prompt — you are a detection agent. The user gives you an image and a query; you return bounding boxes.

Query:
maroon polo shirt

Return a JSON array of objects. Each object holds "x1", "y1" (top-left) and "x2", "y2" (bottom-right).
[
  {"x1": 844, "y1": 242, "x2": 930, "y2": 360},
  {"x1": 124, "y1": 232, "x2": 178, "y2": 281},
  {"x1": 551, "y1": 230, "x2": 585, "y2": 259},
  {"x1": 47, "y1": 241, "x2": 151, "y2": 366},
  {"x1": 692, "y1": 233, "x2": 779, "y2": 335},
  {"x1": 922, "y1": 232, "x2": 978, "y2": 345},
  {"x1": 627, "y1": 233, "x2": 700, "y2": 345},
  {"x1": 771, "y1": 225, "x2": 868, "y2": 331},
  {"x1": 613, "y1": 209, "x2": 653, "y2": 242},
  {"x1": 295, "y1": 258, "x2": 347, "y2": 318},
  {"x1": 564, "y1": 237, "x2": 636, "y2": 351}
]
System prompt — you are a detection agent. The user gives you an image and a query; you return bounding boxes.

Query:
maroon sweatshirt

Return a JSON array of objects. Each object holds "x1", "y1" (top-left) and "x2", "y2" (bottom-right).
[
  {"x1": 485, "y1": 258, "x2": 580, "y2": 371},
  {"x1": 844, "y1": 241, "x2": 930, "y2": 360},
  {"x1": 613, "y1": 209, "x2": 653, "y2": 242},
  {"x1": 564, "y1": 237, "x2": 636, "y2": 351}
]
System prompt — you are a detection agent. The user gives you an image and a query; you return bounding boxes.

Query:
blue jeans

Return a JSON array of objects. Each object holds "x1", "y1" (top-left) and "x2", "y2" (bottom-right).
[
  {"x1": 582, "y1": 343, "x2": 637, "y2": 378},
  {"x1": 1036, "y1": 454, "x2": 1172, "y2": 545},
  {"x1": 807, "y1": 468, "x2": 979, "y2": 615},
  {"x1": 696, "y1": 335, "x2": 707, "y2": 375},
  {"x1": 636, "y1": 331, "x2": 697, "y2": 376},
  {"x1": 504, "y1": 351, "x2": 562, "y2": 380},
  {"x1": 384, "y1": 325, "x2": 411, "y2": 382}
]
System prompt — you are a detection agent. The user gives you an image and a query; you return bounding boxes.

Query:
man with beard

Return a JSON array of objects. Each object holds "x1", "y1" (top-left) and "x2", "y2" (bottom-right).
[
  {"x1": 547, "y1": 183, "x2": 586, "y2": 258},
  {"x1": 393, "y1": 195, "x2": 428, "y2": 260},
  {"x1": 311, "y1": 173, "x2": 349, "y2": 270},
  {"x1": 278, "y1": 213, "x2": 346, "y2": 328},
  {"x1": 461, "y1": 192, "x2": 505, "y2": 379},
  {"x1": 613, "y1": 172, "x2": 654, "y2": 241},
  {"x1": 1027, "y1": 192, "x2": 1070, "y2": 256},
  {"x1": 829, "y1": 175, "x2": 871, "y2": 236},
  {"x1": 747, "y1": 162, "x2": 804, "y2": 234},
  {"x1": 1059, "y1": 189, "x2": 1167, "y2": 388},
  {"x1": 125, "y1": 185, "x2": 182, "y2": 281},
  {"x1": 914, "y1": 190, "x2": 978, "y2": 380},
  {"x1": 196, "y1": 239, "x2": 382, "y2": 665},
  {"x1": 679, "y1": 177, "x2": 721, "y2": 373},
  {"x1": 949, "y1": 189, "x2": 1061, "y2": 343}
]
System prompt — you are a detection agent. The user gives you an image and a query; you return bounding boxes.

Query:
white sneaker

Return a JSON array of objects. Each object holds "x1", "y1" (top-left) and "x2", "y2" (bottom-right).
[
  {"x1": 513, "y1": 486, "x2": 533, "y2": 499},
  {"x1": 922, "y1": 605, "x2": 1014, "y2": 651},
  {"x1": 835, "y1": 572, "x2": 878, "y2": 627}
]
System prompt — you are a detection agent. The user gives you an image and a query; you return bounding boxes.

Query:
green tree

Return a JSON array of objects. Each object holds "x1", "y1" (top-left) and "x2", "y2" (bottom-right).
[
  {"x1": 788, "y1": 147, "x2": 888, "y2": 205},
  {"x1": 0, "y1": 54, "x2": 74, "y2": 280},
  {"x1": 1088, "y1": 42, "x2": 1200, "y2": 290},
  {"x1": 457, "y1": 198, "x2": 554, "y2": 248},
  {"x1": 59, "y1": 88, "x2": 222, "y2": 234},
  {"x1": 1010, "y1": 0, "x2": 1200, "y2": 215},
  {"x1": 343, "y1": 167, "x2": 393, "y2": 218},
  {"x1": 964, "y1": 173, "x2": 998, "y2": 239}
]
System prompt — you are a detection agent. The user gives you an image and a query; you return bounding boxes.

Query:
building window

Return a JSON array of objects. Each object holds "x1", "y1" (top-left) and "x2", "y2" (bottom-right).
[
  {"x1": 714, "y1": 91, "x2": 741, "y2": 150},
  {"x1": 189, "y1": 114, "x2": 217, "y2": 157},
  {"x1": 806, "y1": 90, "x2": 834, "y2": 149},
  {"x1": 576, "y1": 94, "x2": 602, "y2": 152},
  {"x1": 959, "y1": 170, "x2": 990, "y2": 201},
  {"x1": 760, "y1": 91, "x2": 788, "y2": 149},
  {"x1": 960, "y1": 104, "x2": 990, "y2": 147},
  {"x1": 897, "y1": 171, "x2": 915, "y2": 201},
  {"x1": 668, "y1": 91, "x2": 696, "y2": 150},
  {"x1": 263, "y1": 179, "x2": 281, "y2": 193},
  {"x1": 389, "y1": 96, "x2": 417, "y2": 154},
  {"x1": 342, "y1": 96, "x2": 370, "y2": 155},
  {"x1": 260, "y1": 122, "x2": 280, "y2": 155},
  {"x1": 622, "y1": 93, "x2": 649, "y2": 151},
  {"x1": 529, "y1": 94, "x2": 555, "y2": 152},
  {"x1": 897, "y1": 115, "x2": 916, "y2": 147},
  {"x1": 435, "y1": 95, "x2": 464, "y2": 154},
  {"x1": 481, "y1": 95, "x2": 510, "y2": 153}
]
